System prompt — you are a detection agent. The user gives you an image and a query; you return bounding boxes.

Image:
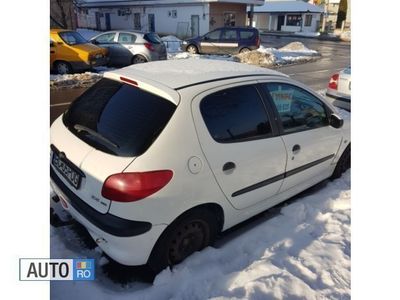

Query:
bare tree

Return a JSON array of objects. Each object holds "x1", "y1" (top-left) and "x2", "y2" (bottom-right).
[{"x1": 50, "y1": 0, "x2": 77, "y2": 29}]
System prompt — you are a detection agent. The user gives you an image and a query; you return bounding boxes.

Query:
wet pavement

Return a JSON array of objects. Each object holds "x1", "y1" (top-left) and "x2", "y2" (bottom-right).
[{"x1": 50, "y1": 35, "x2": 350, "y2": 125}]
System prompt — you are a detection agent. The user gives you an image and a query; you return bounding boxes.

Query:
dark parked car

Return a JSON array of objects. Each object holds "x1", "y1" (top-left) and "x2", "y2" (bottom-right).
[{"x1": 181, "y1": 27, "x2": 260, "y2": 55}]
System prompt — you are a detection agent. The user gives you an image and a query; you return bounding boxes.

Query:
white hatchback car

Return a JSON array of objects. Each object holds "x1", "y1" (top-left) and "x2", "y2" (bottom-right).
[{"x1": 50, "y1": 60, "x2": 350, "y2": 274}]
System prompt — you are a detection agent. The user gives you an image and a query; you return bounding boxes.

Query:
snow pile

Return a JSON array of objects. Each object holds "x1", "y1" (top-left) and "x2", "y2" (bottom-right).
[
  {"x1": 235, "y1": 43, "x2": 319, "y2": 67},
  {"x1": 50, "y1": 72, "x2": 102, "y2": 89},
  {"x1": 340, "y1": 31, "x2": 351, "y2": 42},
  {"x1": 77, "y1": 28, "x2": 101, "y2": 40},
  {"x1": 234, "y1": 51, "x2": 277, "y2": 67},
  {"x1": 278, "y1": 42, "x2": 318, "y2": 53},
  {"x1": 294, "y1": 32, "x2": 321, "y2": 38},
  {"x1": 51, "y1": 171, "x2": 351, "y2": 300},
  {"x1": 161, "y1": 35, "x2": 182, "y2": 52}
]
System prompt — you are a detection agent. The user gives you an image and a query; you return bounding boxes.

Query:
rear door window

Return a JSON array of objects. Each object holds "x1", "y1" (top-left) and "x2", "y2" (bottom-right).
[
  {"x1": 240, "y1": 30, "x2": 255, "y2": 40},
  {"x1": 200, "y1": 85, "x2": 273, "y2": 143},
  {"x1": 221, "y1": 29, "x2": 238, "y2": 40},
  {"x1": 63, "y1": 78, "x2": 176, "y2": 157},
  {"x1": 118, "y1": 33, "x2": 137, "y2": 44}
]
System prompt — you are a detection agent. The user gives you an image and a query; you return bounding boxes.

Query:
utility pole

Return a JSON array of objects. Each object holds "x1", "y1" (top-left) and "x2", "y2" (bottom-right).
[{"x1": 249, "y1": 4, "x2": 254, "y2": 27}]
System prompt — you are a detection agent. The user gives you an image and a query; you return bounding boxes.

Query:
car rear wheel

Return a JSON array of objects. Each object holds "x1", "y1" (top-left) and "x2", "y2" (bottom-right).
[
  {"x1": 186, "y1": 45, "x2": 198, "y2": 54},
  {"x1": 239, "y1": 47, "x2": 251, "y2": 54},
  {"x1": 132, "y1": 55, "x2": 147, "y2": 64},
  {"x1": 147, "y1": 208, "x2": 218, "y2": 274},
  {"x1": 331, "y1": 144, "x2": 350, "y2": 179},
  {"x1": 55, "y1": 61, "x2": 72, "y2": 75}
]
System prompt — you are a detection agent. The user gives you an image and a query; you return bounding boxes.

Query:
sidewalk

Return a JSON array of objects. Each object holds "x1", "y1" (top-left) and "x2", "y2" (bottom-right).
[{"x1": 260, "y1": 31, "x2": 342, "y2": 42}]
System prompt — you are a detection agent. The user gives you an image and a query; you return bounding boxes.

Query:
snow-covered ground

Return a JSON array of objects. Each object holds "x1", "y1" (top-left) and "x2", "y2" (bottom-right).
[{"x1": 51, "y1": 170, "x2": 350, "y2": 300}]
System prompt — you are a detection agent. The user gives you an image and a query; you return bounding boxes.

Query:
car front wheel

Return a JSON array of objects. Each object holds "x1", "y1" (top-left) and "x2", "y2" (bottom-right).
[
  {"x1": 54, "y1": 61, "x2": 72, "y2": 75},
  {"x1": 186, "y1": 45, "x2": 198, "y2": 54},
  {"x1": 331, "y1": 144, "x2": 350, "y2": 179}
]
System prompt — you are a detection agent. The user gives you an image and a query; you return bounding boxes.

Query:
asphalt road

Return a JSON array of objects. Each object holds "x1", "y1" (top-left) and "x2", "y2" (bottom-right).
[{"x1": 50, "y1": 35, "x2": 350, "y2": 124}]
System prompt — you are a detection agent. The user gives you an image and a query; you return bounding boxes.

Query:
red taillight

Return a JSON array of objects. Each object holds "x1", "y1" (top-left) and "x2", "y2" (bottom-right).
[
  {"x1": 144, "y1": 42, "x2": 155, "y2": 52},
  {"x1": 256, "y1": 36, "x2": 260, "y2": 47},
  {"x1": 328, "y1": 73, "x2": 339, "y2": 90},
  {"x1": 101, "y1": 170, "x2": 173, "y2": 202},
  {"x1": 120, "y1": 76, "x2": 138, "y2": 87}
]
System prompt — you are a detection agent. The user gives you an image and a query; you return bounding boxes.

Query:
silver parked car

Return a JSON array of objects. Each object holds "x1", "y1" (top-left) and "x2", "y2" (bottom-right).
[
  {"x1": 90, "y1": 30, "x2": 167, "y2": 66},
  {"x1": 326, "y1": 67, "x2": 351, "y2": 111}
]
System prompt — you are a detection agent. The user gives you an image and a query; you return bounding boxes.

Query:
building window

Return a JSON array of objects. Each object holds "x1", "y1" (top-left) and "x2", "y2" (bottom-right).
[
  {"x1": 305, "y1": 15, "x2": 312, "y2": 27},
  {"x1": 286, "y1": 14, "x2": 302, "y2": 26},
  {"x1": 224, "y1": 12, "x2": 236, "y2": 27},
  {"x1": 172, "y1": 10, "x2": 177, "y2": 18},
  {"x1": 134, "y1": 13, "x2": 141, "y2": 30}
]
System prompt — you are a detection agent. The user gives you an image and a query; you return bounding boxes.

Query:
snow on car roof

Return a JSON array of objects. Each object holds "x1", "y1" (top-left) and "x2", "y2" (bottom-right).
[{"x1": 106, "y1": 59, "x2": 287, "y2": 90}]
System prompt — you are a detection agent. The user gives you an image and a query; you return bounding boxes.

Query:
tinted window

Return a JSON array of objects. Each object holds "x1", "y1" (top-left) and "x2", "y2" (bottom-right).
[
  {"x1": 63, "y1": 78, "x2": 176, "y2": 157},
  {"x1": 59, "y1": 31, "x2": 87, "y2": 45},
  {"x1": 200, "y1": 85, "x2": 272, "y2": 143},
  {"x1": 221, "y1": 29, "x2": 237, "y2": 40},
  {"x1": 263, "y1": 83, "x2": 329, "y2": 134},
  {"x1": 239, "y1": 30, "x2": 255, "y2": 40},
  {"x1": 204, "y1": 30, "x2": 221, "y2": 41},
  {"x1": 118, "y1": 33, "x2": 136, "y2": 44},
  {"x1": 95, "y1": 33, "x2": 116, "y2": 43},
  {"x1": 144, "y1": 33, "x2": 162, "y2": 44}
]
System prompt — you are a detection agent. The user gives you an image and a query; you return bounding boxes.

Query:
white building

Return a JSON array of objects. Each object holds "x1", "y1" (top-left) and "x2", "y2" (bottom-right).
[
  {"x1": 250, "y1": 1, "x2": 323, "y2": 33},
  {"x1": 75, "y1": 0, "x2": 264, "y2": 38}
]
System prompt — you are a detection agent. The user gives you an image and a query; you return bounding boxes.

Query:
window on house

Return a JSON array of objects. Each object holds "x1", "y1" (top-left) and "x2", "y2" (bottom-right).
[
  {"x1": 286, "y1": 14, "x2": 302, "y2": 26},
  {"x1": 305, "y1": 15, "x2": 312, "y2": 27},
  {"x1": 134, "y1": 13, "x2": 141, "y2": 30},
  {"x1": 224, "y1": 13, "x2": 236, "y2": 27}
]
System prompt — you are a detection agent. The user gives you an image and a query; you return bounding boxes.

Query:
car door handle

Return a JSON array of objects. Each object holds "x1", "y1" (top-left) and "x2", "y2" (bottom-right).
[
  {"x1": 292, "y1": 144, "x2": 301, "y2": 153},
  {"x1": 222, "y1": 162, "x2": 236, "y2": 172}
]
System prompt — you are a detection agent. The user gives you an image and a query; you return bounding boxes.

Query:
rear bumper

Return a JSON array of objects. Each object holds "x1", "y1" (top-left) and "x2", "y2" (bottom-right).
[
  {"x1": 50, "y1": 166, "x2": 164, "y2": 266},
  {"x1": 326, "y1": 92, "x2": 351, "y2": 111}
]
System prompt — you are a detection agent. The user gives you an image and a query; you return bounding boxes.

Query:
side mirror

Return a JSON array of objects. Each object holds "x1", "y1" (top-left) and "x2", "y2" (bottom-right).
[
  {"x1": 91, "y1": 40, "x2": 99, "y2": 45},
  {"x1": 329, "y1": 113, "x2": 344, "y2": 129},
  {"x1": 203, "y1": 36, "x2": 209, "y2": 41}
]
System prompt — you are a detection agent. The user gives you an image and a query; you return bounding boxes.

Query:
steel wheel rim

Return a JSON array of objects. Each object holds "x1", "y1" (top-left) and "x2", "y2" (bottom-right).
[
  {"x1": 168, "y1": 219, "x2": 209, "y2": 264},
  {"x1": 57, "y1": 63, "x2": 69, "y2": 74}
]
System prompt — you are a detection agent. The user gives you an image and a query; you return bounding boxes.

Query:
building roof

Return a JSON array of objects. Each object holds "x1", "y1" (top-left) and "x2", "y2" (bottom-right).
[
  {"x1": 106, "y1": 59, "x2": 286, "y2": 91},
  {"x1": 77, "y1": 0, "x2": 265, "y2": 8},
  {"x1": 252, "y1": 1, "x2": 324, "y2": 13}
]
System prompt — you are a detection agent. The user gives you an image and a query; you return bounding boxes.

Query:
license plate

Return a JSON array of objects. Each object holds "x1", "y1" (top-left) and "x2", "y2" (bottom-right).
[{"x1": 52, "y1": 151, "x2": 82, "y2": 189}]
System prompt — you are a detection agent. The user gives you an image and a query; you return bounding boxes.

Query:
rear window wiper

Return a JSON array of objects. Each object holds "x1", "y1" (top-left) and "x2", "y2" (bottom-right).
[{"x1": 73, "y1": 124, "x2": 119, "y2": 149}]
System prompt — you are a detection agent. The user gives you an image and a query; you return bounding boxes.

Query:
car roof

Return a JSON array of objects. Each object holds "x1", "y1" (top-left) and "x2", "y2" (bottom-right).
[{"x1": 106, "y1": 59, "x2": 287, "y2": 91}]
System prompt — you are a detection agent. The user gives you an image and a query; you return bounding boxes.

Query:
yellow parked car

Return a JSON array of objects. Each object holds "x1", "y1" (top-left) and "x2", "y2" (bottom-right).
[{"x1": 50, "y1": 29, "x2": 108, "y2": 74}]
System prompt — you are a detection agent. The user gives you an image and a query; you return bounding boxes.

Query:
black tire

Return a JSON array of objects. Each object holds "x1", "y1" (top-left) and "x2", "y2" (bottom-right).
[
  {"x1": 331, "y1": 144, "x2": 350, "y2": 179},
  {"x1": 132, "y1": 55, "x2": 147, "y2": 64},
  {"x1": 186, "y1": 44, "x2": 198, "y2": 54},
  {"x1": 54, "y1": 61, "x2": 72, "y2": 75},
  {"x1": 239, "y1": 47, "x2": 251, "y2": 54},
  {"x1": 147, "y1": 207, "x2": 218, "y2": 274}
]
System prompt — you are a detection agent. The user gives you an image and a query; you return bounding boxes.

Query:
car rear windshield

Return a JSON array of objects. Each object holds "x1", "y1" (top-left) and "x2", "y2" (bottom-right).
[
  {"x1": 59, "y1": 31, "x2": 87, "y2": 45},
  {"x1": 63, "y1": 78, "x2": 176, "y2": 157},
  {"x1": 144, "y1": 33, "x2": 162, "y2": 44}
]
